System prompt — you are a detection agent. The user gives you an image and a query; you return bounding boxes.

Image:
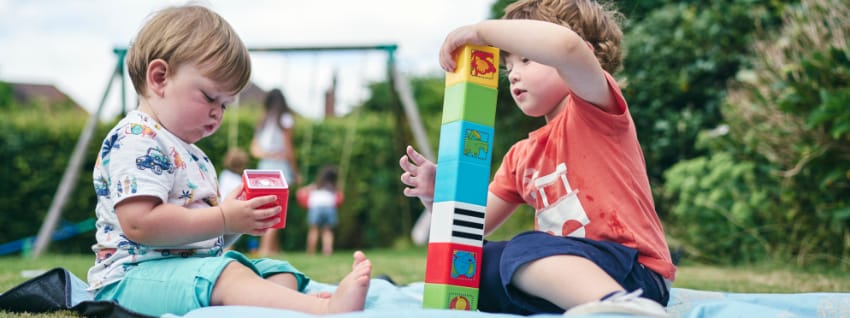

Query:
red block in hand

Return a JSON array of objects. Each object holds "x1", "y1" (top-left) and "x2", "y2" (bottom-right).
[{"x1": 242, "y1": 169, "x2": 289, "y2": 229}]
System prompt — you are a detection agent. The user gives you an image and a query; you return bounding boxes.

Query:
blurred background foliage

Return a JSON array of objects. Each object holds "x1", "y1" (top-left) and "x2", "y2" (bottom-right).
[{"x1": 0, "y1": 0, "x2": 847, "y2": 269}]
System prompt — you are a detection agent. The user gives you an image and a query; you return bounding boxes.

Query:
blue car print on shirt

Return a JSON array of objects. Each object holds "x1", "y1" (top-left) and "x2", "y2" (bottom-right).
[{"x1": 136, "y1": 147, "x2": 174, "y2": 175}]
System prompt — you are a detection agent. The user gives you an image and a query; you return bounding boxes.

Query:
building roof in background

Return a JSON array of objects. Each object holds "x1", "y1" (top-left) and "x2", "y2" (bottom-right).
[
  {"x1": 238, "y1": 82, "x2": 267, "y2": 107},
  {"x1": 7, "y1": 82, "x2": 86, "y2": 113},
  {"x1": 239, "y1": 82, "x2": 310, "y2": 119}
]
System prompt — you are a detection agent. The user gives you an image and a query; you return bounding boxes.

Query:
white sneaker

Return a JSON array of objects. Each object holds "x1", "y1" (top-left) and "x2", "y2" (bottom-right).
[{"x1": 564, "y1": 289, "x2": 670, "y2": 317}]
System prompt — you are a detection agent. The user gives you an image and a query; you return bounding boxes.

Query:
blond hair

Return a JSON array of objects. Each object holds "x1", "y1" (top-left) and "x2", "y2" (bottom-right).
[
  {"x1": 127, "y1": 5, "x2": 251, "y2": 97},
  {"x1": 504, "y1": 0, "x2": 624, "y2": 73}
]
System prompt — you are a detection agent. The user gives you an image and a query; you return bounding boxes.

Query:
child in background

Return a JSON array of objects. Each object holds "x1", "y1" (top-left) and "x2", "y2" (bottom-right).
[
  {"x1": 399, "y1": 0, "x2": 674, "y2": 316},
  {"x1": 219, "y1": 148, "x2": 249, "y2": 202},
  {"x1": 297, "y1": 165, "x2": 343, "y2": 256},
  {"x1": 87, "y1": 4, "x2": 370, "y2": 316},
  {"x1": 218, "y1": 148, "x2": 261, "y2": 254}
]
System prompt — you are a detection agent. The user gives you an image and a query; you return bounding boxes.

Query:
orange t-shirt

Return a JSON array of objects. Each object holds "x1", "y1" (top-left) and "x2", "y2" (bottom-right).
[{"x1": 489, "y1": 72, "x2": 676, "y2": 280}]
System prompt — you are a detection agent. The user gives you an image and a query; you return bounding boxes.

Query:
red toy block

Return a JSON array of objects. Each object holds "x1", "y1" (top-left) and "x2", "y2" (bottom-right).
[
  {"x1": 425, "y1": 242, "x2": 482, "y2": 288},
  {"x1": 242, "y1": 169, "x2": 289, "y2": 229}
]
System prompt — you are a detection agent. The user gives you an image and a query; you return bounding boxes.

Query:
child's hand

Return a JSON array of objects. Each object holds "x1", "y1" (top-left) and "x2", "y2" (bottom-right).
[
  {"x1": 439, "y1": 23, "x2": 487, "y2": 72},
  {"x1": 399, "y1": 145, "x2": 436, "y2": 208},
  {"x1": 220, "y1": 186, "x2": 281, "y2": 235}
]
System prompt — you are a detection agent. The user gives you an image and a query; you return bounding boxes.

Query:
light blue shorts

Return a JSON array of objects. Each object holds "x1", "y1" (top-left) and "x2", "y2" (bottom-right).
[
  {"x1": 307, "y1": 206, "x2": 338, "y2": 227},
  {"x1": 94, "y1": 250, "x2": 308, "y2": 316}
]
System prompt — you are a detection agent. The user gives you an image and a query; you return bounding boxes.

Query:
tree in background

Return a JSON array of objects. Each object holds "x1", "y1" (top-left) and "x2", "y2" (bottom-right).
[
  {"x1": 490, "y1": 0, "x2": 792, "y2": 215},
  {"x1": 620, "y1": 0, "x2": 791, "y2": 191},
  {"x1": 0, "y1": 82, "x2": 12, "y2": 110},
  {"x1": 664, "y1": 0, "x2": 850, "y2": 268}
]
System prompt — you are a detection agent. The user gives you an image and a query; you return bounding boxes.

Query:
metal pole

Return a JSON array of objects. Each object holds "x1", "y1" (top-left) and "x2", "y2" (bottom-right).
[
  {"x1": 117, "y1": 48, "x2": 128, "y2": 116},
  {"x1": 392, "y1": 66, "x2": 435, "y2": 161},
  {"x1": 32, "y1": 49, "x2": 126, "y2": 257}
]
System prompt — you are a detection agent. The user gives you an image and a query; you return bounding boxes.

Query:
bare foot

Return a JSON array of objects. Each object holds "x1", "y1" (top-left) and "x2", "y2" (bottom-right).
[{"x1": 325, "y1": 251, "x2": 372, "y2": 313}]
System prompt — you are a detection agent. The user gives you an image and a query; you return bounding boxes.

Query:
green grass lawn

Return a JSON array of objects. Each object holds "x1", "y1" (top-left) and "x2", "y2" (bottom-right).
[{"x1": 1, "y1": 248, "x2": 849, "y2": 317}]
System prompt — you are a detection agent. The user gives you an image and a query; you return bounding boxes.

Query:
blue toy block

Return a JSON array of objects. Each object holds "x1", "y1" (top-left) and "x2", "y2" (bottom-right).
[
  {"x1": 433, "y1": 160, "x2": 490, "y2": 206},
  {"x1": 437, "y1": 121, "x2": 494, "y2": 165}
]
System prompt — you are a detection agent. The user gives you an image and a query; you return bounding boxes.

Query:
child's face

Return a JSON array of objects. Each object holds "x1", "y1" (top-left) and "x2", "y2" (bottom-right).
[
  {"x1": 504, "y1": 54, "x2": 570, "y2": 121},
  {"x1": 150, "y1": 62, "x2": 236, "y2": 144}
]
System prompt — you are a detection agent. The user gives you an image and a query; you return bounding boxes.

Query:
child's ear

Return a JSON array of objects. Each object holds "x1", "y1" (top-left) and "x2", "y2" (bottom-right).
[{"x1": 146, "y1": 59, "x2": 169, "y2": 97}]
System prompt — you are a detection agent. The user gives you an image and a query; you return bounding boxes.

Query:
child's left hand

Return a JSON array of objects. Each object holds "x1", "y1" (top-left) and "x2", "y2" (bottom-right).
[
  {"x1": 399, "y1": 145, "x2": 436, "y2": 207},
  {"x1": 220, "y1": 186, "x2": 281, "y2": 235}
]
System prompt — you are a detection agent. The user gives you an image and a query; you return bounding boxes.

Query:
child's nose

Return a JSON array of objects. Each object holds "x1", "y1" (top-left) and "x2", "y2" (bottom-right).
[
  {"x1": 508, "y1": 70, "x2": 520, "y2": 84},
  {"x1": 210, "y1": 107, "x2": 222, "y2": 120}
]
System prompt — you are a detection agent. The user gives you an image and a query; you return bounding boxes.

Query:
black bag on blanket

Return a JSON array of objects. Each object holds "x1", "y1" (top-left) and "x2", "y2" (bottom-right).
[{"x1": 0, "y1": 267, "x2": 151, "y2": 318}]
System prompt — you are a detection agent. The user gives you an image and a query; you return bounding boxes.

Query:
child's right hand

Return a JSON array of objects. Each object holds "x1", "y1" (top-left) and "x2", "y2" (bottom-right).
[
  {"x1": 220, "y1": 186, "x2": 281, "y2": 236},
  {"x1": 399, "y1": 145, "x2": 436, "y2": 209},
  {"x1": 439, "y1": 23, "x2": 487, "y2": 72}
]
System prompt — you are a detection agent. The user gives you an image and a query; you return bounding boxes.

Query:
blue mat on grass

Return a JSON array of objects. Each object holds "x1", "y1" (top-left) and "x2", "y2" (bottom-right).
[
  {"x1": 2, "y1": 268, "x2": 848, "y2": 317},
  {"x1": 173, "y1": 277, "x2": 850, "y2": 318}
]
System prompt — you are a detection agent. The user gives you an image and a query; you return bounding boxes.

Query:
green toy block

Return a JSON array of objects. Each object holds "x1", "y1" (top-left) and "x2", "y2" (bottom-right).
[
  {"x1": 422, "y1": 283, "x2": 479, "y2": 310},
  {"x1": 441, "y1": 82, "x2": 498, "y2": 127}
]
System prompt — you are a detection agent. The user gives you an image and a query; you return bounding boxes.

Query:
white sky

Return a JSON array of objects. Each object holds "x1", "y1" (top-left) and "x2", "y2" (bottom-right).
[{"x1": 0, "y1": 0, "x2": 494, "y2": 120}]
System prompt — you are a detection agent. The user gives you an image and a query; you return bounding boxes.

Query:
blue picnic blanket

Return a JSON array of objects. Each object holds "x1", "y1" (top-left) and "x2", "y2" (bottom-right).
[
  {"x1": 2, "y1": 268, "x2": 848, "y2": 317},
  {"x1": 171, "y1": 278, "x2": 850, "y2": 318}
]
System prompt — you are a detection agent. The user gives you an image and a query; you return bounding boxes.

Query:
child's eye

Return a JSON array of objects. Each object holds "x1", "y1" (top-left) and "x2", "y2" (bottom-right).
[
  {"x1": 521, "y1": 57, "x2": 530, "y2": 64},
  {"x1": 202, "y1": 91, "x2": 215, "y2": 103},
  {"x1": 221, "y1": 104, "x2": 228, "y2": 111}
]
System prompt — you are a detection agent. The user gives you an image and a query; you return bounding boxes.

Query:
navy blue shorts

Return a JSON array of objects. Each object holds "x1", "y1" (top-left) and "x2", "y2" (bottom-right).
[{"x1": 478, "y1": 231, "x2": 670, "y2": 315}]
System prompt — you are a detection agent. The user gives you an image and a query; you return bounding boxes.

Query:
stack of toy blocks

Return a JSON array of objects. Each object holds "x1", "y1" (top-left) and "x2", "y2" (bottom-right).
[{"x1": 423, "y1": 44, "x2": 500, "y2": 311}]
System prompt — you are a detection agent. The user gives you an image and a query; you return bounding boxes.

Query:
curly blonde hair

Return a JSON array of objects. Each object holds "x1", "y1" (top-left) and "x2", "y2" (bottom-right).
[
  {"x1": 503, "y1": 0, "x2": 624, "y2": 73},
  {"x1": 127, "y1": 5, "x2": 251, "y2": 97}
]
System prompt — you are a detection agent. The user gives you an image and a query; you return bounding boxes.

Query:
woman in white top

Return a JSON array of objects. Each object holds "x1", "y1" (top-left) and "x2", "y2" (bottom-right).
[{"x1": 251, "y1": 88, "x2": 299, "y2": 256}]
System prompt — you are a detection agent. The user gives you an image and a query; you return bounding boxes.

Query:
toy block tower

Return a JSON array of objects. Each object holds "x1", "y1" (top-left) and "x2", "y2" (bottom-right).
[{"x1": 423, "y1": 44, "x2": 499, "y2": 311}]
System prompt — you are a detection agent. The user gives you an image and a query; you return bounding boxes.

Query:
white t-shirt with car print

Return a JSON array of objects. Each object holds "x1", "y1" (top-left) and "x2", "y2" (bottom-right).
[{"x1": 87, "y1": 111, "x2": 228, "y2": 291}]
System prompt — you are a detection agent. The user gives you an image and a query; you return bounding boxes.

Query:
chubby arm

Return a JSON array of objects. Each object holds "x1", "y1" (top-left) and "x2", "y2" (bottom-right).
[
  {"x1": 483, "y1": 192, "x2": 519, "y2": 237},
  {"x1": 117, "y1": 187, "x2": 282, "y2": 246},
  {"x1": 439, "y1": 19, "x2": 615, "y2": 113}
]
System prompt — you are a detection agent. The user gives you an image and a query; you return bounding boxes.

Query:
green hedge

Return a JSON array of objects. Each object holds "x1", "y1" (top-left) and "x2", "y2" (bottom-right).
[
  {"x1": 663, "y1": 0, "x2": 850, "y2": 268},
  {"x1": 2, "y1": 66, "x2": 552, "y2": 257},
  {"x1": 0, "y1": 109, "x2": 105, "y2": 253}
]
